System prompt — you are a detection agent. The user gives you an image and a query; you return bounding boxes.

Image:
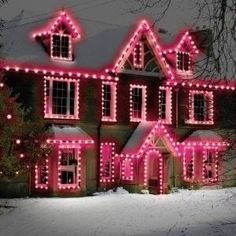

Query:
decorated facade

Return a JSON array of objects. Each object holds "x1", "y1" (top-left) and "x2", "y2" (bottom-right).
[{"x1": 1, "y1": 9, "x2": 235, "y2": 196}]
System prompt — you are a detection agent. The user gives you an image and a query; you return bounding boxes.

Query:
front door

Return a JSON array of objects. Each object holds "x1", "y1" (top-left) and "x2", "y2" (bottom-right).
[{"x1": 147, "y1": 152, "x2": 161, "y2": 194}]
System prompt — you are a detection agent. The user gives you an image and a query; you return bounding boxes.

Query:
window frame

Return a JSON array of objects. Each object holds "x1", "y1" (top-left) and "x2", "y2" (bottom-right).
[
  {"x1": 133, "y1": 41, "x2": 144, "y2": 69},
  {"x1": 35, "y1": 159, "x2": 49, "y2": 190},
  {"x1": 58, "y1": 146, "x2": 81, "y2": 190},
  {"x1": 202, "y1": 148, "x2": 218, "y2": 183},
  {"x1": 44, "y1": 76, "x2": 79, "y2": 120},
  {"x1": 121, "y1": 158, "x2": 134, "y2": 181},
  {"x1": 186, "y1": 90, "x2": 214, "y2": 125},
  {"x1": 101, "y1": 82, "x2": 117, "y2": 122},
  {"x1": 99, "y1": 143, "x2": 115, "y2": 183},
  {"x1": 158, "y1": 86, "x2": 172, "y2": 124},
  {"x1": 51, "y1": 33, "x2": 72, "y2": 61},
  {"x1": 130, "y1": 84, "x2": 147, "y2": 122},
  {"x1": 176, "y1": 51, "x2": 191, "y2": 74},
  {"x1": 183, "y1": 147, "x2": 195, "y2": 182}
]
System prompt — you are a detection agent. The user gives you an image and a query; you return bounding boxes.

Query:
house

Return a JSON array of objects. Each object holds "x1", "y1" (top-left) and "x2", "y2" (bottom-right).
[{"x1": 0, "y1": 9, "x2": 235, "y2": 196}]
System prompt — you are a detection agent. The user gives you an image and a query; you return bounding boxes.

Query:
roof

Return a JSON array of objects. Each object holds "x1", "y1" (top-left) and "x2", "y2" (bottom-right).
[
  {"x1": 121, "y1": 121, "x2": 179, "y2": 157},
  {"x1": 122, "y1": 122, "x2": 156, "y2": 155},
  {"x1": 47, "y1": 125, "x2": 94, "y2": 144},
  {"x1": 0, "y1": 9, "x2": 171, "y2": 72},
  {"x1": 184, "y1": 130, "x2": 223, "y2": 143}
]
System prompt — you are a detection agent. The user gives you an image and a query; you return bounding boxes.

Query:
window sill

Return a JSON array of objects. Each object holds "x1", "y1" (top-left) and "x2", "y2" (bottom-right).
[
  {"x1": 185, "y1": 120, "x2": 214, "y2": 125},
  {"x1": 45, "y1": 114, "x2": 79, "y2": 120}
]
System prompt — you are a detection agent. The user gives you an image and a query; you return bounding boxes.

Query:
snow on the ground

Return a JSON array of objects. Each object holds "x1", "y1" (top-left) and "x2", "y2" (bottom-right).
[{"x1": 1, "y1": 188, "x2": 236, "y2": 236}]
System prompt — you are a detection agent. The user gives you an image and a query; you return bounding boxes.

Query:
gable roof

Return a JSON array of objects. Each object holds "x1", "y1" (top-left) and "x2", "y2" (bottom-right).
[
  {"x1": 0, "y1": 9, "x2": 173, "y2": 73},
  {"x1": 121, "y1": 121, "x2": 180, "y2": 157}
]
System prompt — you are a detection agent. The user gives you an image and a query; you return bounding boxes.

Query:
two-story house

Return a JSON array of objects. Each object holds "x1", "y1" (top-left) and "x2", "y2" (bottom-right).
[{"x1": 1, "y1": 9, "x2": 235, "y2": 196}]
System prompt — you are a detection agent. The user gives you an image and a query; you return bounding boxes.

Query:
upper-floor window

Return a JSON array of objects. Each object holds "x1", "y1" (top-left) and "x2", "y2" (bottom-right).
[
  {"x1": 186, "y1": 90, "x2": 214, "y2": 125},
  {"x1": 102, "y1": 82, "x2": 117, "y2": 122},
  {"x1": 44, "y1": 77, "x2": 79, "y2": 119},
  {"x1": 158, "y1": 87, "x2": 172, "y2": 124},
  {"x1": 130, "y1": 85, "x2": 147, "y2": 122},
  {"x1": 177, "y1": 52, "x2": 190, "y2": 72},
  {"x1": 51, "y1": 33, "x2": 72, "y2": 61}
]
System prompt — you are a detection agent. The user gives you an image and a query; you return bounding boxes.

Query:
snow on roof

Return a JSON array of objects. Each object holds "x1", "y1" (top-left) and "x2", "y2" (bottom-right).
[
  {"x1": 0, "y1": 9, "x2": 170, "y2": 71},
  {"x1": 184, "y1": 130, "x2": 223, "y2": 143},
  {"x1": 122, "y1": 122, "x2": 156, "y2": 155},
  {"x1": 48, "y1": 125, "x2": 93, "y2": 141}
]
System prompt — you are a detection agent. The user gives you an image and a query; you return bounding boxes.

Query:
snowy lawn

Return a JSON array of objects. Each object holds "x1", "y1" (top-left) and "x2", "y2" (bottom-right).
[{"x1": 1, "y1": 188, "x2": 236, "y2": 236}]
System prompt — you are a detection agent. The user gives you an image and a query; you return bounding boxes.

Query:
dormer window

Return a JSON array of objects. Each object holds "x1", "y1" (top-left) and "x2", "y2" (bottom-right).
[
  {"x1": 51, "y1": 33, "x2": 72, "y2": 61},
  {"x1": 177, "y1": 52, "x2": 190, "y2": 72}
]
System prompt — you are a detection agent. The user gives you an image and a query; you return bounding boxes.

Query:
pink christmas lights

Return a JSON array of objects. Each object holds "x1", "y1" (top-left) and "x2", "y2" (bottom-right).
[
  {"x1": 101, "y1": 81, "x2": 117, "y2": 122},
  {"x1": 143, "y1": 150, "x2": 163, "y2": 194},
  {"x1": 44, "y1": 76, "x2": 79, "y2": 119},
  {"x1": 158, "y1": 86, "x2": 172, "y2": 124},
  {"x1": 202, "y1": 147, "x2": 218, "y2": 183},
  {"x1": 113, "y1": 20, "x2": 176, "y2": 80},
  {"x1": 121, "y1": 157, "x2": 134, "y2": 181},
  {"x1": 186, "y1": 90, "x2": 214, "y2": 125},
  {"x1": 133, "y1": 41, "x2": 144, "y2": 69},
  {"x1": 57, "y1": 145, "x2": 81, "y2": 190},
  {"x1": 100, "y1": 142, "x2": 115, "y2": 183},
  {"x1": 32, "y1": 10, "x2": 80, "y2": 39},
  {"x1": 130, "y1": 84, "x2": 147, "y2": 122},
  {"x1": 183, "y1": 147, "x2": 195, "y2": 182},
  {"x1": 35, "y1": 158, "x2": 49, "y2": 190}
]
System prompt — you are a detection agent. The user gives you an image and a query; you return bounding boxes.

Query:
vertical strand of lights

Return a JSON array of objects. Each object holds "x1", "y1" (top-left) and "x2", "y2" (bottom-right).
[
  {"x1": 133, "y1": 41, "x2": 144, "y2": 69},
  {"x1": 183, "y1": 147, "x2": 195, "y2": 182},
  {"x1": 121, "y1": 156, "x2": 134, "y2": 181},
  {"x1": 58, "y1": 149, "x2": 62, "y2": 189},
  {"x1": 159, "y1": 155, "x2": 163, "y2": 194},
  {"x1": 158, "y1": 86, "x2": 172, "y2": 124},
  {"x1": 101, "y1": 81, "x2": 117, "y2": 122},
  {"x1": 77, "y1": 146, "x2": 81, "y2": 189},
  {"x1": 99, "y1": 143, "x2": 115, "y2": 183},
  {"x1": 35, "y1": 158, "x2": 49, "y2": 190},
  {"x1": 129, "y1": 84, "x2": 147, "y2": 122}
]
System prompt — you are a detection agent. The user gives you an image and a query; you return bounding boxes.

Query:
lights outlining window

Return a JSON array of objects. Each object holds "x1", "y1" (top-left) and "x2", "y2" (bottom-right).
[
  {"x1": 130, "y1": 84, "x2": 147, "y2": 122},
  {"x1": 177, "y1": 51, "x2": 190, "y2": 72},
  {"x1": 158, "y1": 87, "x2": 172, "y2": 124},
  {"x1": 100, "y1": 143, "x2": 115, "y2": 183},
  {"x1": 58, "y1": 147, "x2": 81, "y2": 189},
  {"x1": 102, "y1": 82, "x2": 117, "y2": 122},
  {"x1": 202, "y1": 148, "x2": 218, "y2": 183},
  {"x1": 121, "y1": 158, "x2": 134, "y2": 181},
  {"x1": 51, "y1": 33, "x2": 72, "y2": 61},
  {"x1": 186, "y1": 90, "x2": 214, "y2": 125},
  {"x1": 35, "y1": 159, "x2": 49, "y2": 190},
  {"x1": 183, "y1": 147, "x2": 195, "y2": 181},
  {"x1": 44, "y1": 76, "x2": 79, "y2": 119},
  {"x1": 133, "y1": 41, "x2": 144, "y2": 69}
]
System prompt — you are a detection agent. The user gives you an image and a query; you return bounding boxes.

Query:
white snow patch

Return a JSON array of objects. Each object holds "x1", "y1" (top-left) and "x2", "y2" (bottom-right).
[{"x1": 1, "y1": 188, "x2": 236, "y2": 236}]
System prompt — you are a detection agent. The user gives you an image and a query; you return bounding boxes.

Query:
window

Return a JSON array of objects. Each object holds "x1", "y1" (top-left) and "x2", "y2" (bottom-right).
[
  {"x1": 177, "y1": 52, "x2": 190, "y2": 72},
  {"x1": 58, "y1": 148, "x2": 81, "y2": 189},
  {"x1": 133, "y1": 41, "x2": 144, "y2": 69},
  {"x1": 158, "y1": 87, "x2": 172, "y2": 124},
  {"x1": 51, "y1": 34, "x2": 72, "y2": 60},
  {"x1": 100, "y1": 143, "x2": 115, "y2": 183},
  {"x1": 202, "y1": 149, "x2": 218, "y2": 182},
  {"x1": 44, "y1": 77, "x2": 78, "y2": 119},
  {"x1": 121, "y1": 158, "x2": 134, "y2": 181},
  {"x1": 102, "y1": 82, "x2": 117, "y2": 122},
  {"x1": 130, "y1": 85, "x2": 147, "y2": 122},
  {"x1": 35, "y1": 159, "x2": 49, "y2": 189},
  {"x1": 186, "y1": 90, "x2": 214, "y2": 125},
  {"x1": 183, "y1": 147, "x2": 195, "y2": 181}
]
